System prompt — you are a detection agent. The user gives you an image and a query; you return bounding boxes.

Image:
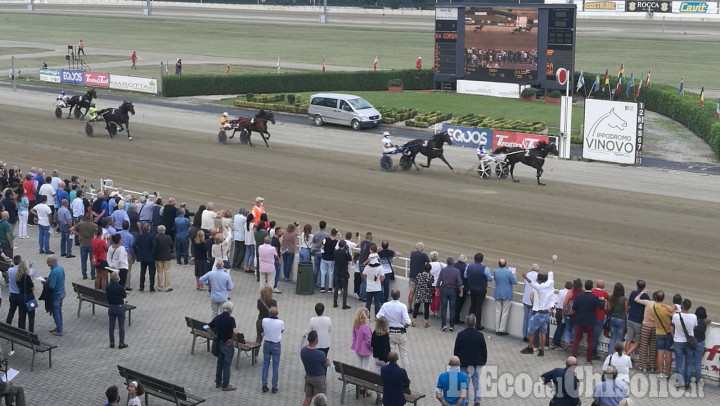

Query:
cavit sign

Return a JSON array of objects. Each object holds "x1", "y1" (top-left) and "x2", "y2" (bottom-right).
[
  {"x1": 441, "y1": 125, "x2": 492, "y2": 148},
  {"x1": 109, "y1": 74, "x2": 157, "y2": 94},
  {"x1": 583, "y1": 99, "x2": 639, "y2": 164},
  {"x1": 60, "y1": 69, "x2": 84, "y2": 85},
  {"x1": 673, "y1": 1, "x2": 716, "y2": 13},
  {"x1": 457, "y1": 80, "x2": 520, "y2": 99},
  {"x1": 84, "y1": 72, "x2": 109, "y2": 88}
]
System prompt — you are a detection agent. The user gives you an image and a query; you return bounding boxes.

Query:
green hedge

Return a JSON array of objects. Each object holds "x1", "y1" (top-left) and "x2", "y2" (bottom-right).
[
  {"x1": 574, "y1": 72, "x2": 720, "y2": 158},
  {"x1": 162, "y1": 70, "x2": 433, "y2": 97}
]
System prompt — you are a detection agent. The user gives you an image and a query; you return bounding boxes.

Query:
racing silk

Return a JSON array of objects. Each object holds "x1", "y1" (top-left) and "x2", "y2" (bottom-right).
[
  {"x1": 88, "y1": 107, "x2": 98, "y2": 118},
  {"x1": 220, "y1": 116, "x2": 229, "y2": 126},
  {"x1": 57, "y1": 94, "x2": 69, "y2": 107},
  {"x1": 476, "y1": 146, "x2": 487, "y2": 159},
  {"x1": 382, "y1": 136, "x2": 395, "y2": 153}
]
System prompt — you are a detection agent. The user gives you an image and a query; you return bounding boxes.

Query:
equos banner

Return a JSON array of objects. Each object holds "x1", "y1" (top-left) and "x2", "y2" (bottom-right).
[
  {"x1": 109, "y1": 74, "x2": 157, "y2": 94},
  {"x1": 583, "y1": 99, "x2": 640, "y2": 164},
  {"x1": 442, "y1": 125, "x2": 493, "y2": 148},
  {"x1": 493, "y1": 131, "x2": 548, "y2": 149},
  {"x1": 39, "y1": 68, "x2": 60, "y2": 83},
  {"x1": 584, "y1": 1, "x2": 626, "y2": 11},
  {"x1": 672, "y1": 1, "x2": 717, "y2": 12},
  {"x1": 457, "y1": 80, "x2": 521, "y2": 99},
  {"x1": 60, "y1": 69, "x2": 84, "y2": 85},
  {"x1": 84, "y1": 72, "x2": 109, "y2": 88}
]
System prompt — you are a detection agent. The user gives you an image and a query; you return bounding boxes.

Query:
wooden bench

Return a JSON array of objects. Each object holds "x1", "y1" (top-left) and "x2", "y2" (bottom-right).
[
  {"x1": 333, "y1": 360, "x2": 425, "y2": 405},
  {"x1": 0, "y1": 322, "x2": 57, "y2": 372},
  {"x1": 185, "y1": 316, "x2": 260, "y2": 368},
  {"x1": 72, "y1": 282, "x2": 136, "y2": 326},
  {"x1": 117, "y1": 365, "x2": 205, "y2": 406}
]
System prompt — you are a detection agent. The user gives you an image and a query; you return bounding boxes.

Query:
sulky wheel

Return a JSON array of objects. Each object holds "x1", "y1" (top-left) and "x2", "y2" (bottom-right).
[
  {"x1": 55, "y1": 107, "x2": 62, "y2": 118},
  {"x1": 85, "y1": 123, "x2": 94, "y2": 137},
  {"x1": 496, "y1": 162, "x2": 509, "y2": 179},
  {"x1": 239, "y1": 130, "x2": 250, "y2": 145},
  {"x1": 477, "y1": 163, "x2": 491, "y2": 179},
  {"x1": 380, "y1": 155, "x2": 393, "y2": 172},
  {"x1": 218, "y1": 130, "x2": 227, "y2": 145},
  {"x1": 73, "y1": 107, "x2": 82, "y2": 119},
  {"x1": 108, "y1": 122, "x2": 118, "y2": 137},
  {"x1": 399, "y1": 155, "x2": 413, "y2": 171}
]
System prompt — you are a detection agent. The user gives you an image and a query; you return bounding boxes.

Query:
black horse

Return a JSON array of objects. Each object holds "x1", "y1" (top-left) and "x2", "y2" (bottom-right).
[
  {"x1": 230, "y1": 109, "x2": 276, "y2": 147},
  {"x1": 66, "y1": 88, "x2": 97, "y2": 119},
  {"x1": 95, "y1": 101, "x2": 135, "y2": 140},
  {"x1": 493, "y1": 140, "x2": 559, "y2": 185},
  {"x1": 403, "y1": 131, "x2": 454, "y2": 172}
]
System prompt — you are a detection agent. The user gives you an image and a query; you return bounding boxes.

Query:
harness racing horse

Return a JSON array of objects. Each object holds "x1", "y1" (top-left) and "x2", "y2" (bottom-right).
[
  {"x1": 403, "y1": 131, "x2": 454, "y2": 172},
  {"x1": 95, "y1": 101, "x2": 135, "y2": 140},
  {"x1": 66, "y1": 88, "x2": 97, "y2": 119},
  {"x1": 493, "y1": 140, "x2": 559, "y2": 185},
  {"x1": 230, "y1": 109, "x2": 276, "y2": 147}
]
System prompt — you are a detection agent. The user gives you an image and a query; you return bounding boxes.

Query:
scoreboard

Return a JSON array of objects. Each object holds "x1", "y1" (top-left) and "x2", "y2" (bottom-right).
[{"x1": 434, "y1": 4, "x2": 576, "y2": 91}]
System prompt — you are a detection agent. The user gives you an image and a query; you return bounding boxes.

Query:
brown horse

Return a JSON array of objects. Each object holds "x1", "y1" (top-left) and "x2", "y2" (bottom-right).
[
  {"x1": 229, "y1": 109, "x2": 276, "y2": 147},
  {"x1": 493, "y1": 140, "x2": 558, "y2": 185}
]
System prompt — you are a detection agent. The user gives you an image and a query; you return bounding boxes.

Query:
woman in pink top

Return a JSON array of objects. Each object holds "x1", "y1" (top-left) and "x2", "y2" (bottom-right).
[{"x1": 351, "y1": 308, "x2": 373, "y2": 373}]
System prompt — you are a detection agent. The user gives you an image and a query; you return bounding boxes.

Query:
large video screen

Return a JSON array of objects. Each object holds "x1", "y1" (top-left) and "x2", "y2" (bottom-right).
[{"x1": 463, "y1": 7, "x2": 539, "y2": 82}]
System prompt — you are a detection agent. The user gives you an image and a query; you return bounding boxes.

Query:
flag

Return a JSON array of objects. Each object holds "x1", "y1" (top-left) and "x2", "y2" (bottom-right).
[
  {"x1": 321, "y1": 55, "x2": 326, "y2": 73},
  {"x1": 614, "y1": 75, "x2": 622, "y2": 95},
  {"x1": 678, "y1": 76, "x2": 684, "y2": 95},
  {"x1": 164, "y1": 62, "x2": 169, "y2": 77},
  {"x1": 617, "y1": 64, "x2": 624, "y2": 79},
  {"x1": 276, "y1": 57, "x2": 280, "y2": 74},
  {"x1": 699, "y1": 85, "x2": 704, "y2": 106},
  {"x1": 225, "y1": 62, "x2": 230, "y2": 74},
  {"x1": 715, "y1": 96, "x2": 719, "y2": 119},
  {"x1": 635, "y1": 75, "x2": 643, "y2": 98},
  {"x1": 645, "y1": 69, "x2": 651, "y2": 86},
  {"x1": 373, "y1": 55, "x2": 378, "y2": 72},
  {"x1": 592, "y1": 73, "x2": 600, "y2": 93},
  {"x1": 601, "y1": 69, "x2": 609, "y2": 91},
  {"x1": 625, "y1": 72, "x2": 634, "y2": 97},
  {"x1": 576, "y1": 70, "x2": 585, "y2": 92}
]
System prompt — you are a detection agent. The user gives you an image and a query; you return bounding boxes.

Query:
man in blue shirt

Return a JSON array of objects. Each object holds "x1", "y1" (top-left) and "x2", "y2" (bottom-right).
[
  {"x1": 46, "y1": 255, "x2": 66, "y2": 336},
  {"x1": 492, "y1": 258, "x2": 517, "y2": 335},
  {"x1": 381, "y1": 351, "x2": 410, "y2": 406},
  {"x1": 199, "y1": 259, "x2": 234, "y2": 321},
  {"x1": 591, "y1": 366, "x2": 629, "y2": 406},
  {"x1": 464, "y1": 253, "x2": 493, "y2": 330},
  {"x1": 436, "y1": 356, "x2": 468, "y2": 406},
  {"x1": 174, "y1": 207, "x2": 191, "y2": 265},
  {"x1": 56, "y1": 199, "x2": 74, "y2": 258},
  {"x1": 540, "y1": 356, "x2": 580, "y2": 406},
  {"x1": 118, "y1": 220, "x2": 135, "y2": 291},
  {"x1": 300, "y1": 330, "x2": 331, "y2": 406},
  {"x1": 207, "y1": 301, "x2": 237, "y2": 391}
]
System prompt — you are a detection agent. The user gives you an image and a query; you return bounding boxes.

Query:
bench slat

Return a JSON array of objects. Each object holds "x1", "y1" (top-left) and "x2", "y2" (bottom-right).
[
  {"x1": 0, "y1": 322, "x2": 56, "y2": 371},
  {"x1": 118, "y1": 365, "x2": 205, "y2": 406},
  {"x1": 333, "y1": 360, "x2": 424, "y2": 405}
]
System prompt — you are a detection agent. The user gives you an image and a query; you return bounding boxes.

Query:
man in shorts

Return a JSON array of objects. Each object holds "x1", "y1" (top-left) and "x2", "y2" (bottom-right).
[{"x1": 301, "y1": 330, "x2": 331, "y2": 406}]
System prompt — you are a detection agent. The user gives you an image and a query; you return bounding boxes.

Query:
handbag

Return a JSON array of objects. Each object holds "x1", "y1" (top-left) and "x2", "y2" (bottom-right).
[
  {"x1": 26, "y1": 298, "x2": 39, "y2": 311},
  {"x1": 678, "y1": 313, "x2": 698, "y2": 350},
  {"x1": 653, "y1": 305, "x2": 673, "y2": 348}
]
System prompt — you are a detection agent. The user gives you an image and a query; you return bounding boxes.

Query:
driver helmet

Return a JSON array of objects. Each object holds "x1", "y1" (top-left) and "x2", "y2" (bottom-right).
[
  {"x1": 61, "y1": 91, "x2": 65, "y2": 95},
  {"x1": 222, "y1": 112, "x2": 229, "y2": 117},
  {"x1": 479, "y1": 141, "x2": 486, "y2": 147},
  {"x1": 90, "y1": 103, "x2": 96, "y2": 107},
  {"x1": 382, "y1": 131, "x2": 391, "y2": 137}
]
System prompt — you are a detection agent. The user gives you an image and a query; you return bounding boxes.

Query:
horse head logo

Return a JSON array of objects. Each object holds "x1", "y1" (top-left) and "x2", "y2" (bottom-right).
[{"x1": 588, "y1": 107, "x2": 627, "y2": 140}]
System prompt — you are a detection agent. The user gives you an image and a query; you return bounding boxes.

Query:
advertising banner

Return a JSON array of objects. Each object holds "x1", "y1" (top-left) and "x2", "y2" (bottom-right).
[
  {"x1": 441, "y1": 124, "x2": 493, "y2": 148},
  {"x1": 39, "y1": 68, "x2": 60, "y2": 83},
  {"x1": 457, "y1": 80, "x2": 521, "y2": 99},
  {"x1": 109, "y1": 74, "x2": 157, "y2": 94},
  {"x1": 672, "y1": 1, "x2": 718, "y2": 13},
  {"x1": 583, "y1": 99, "x2": 640, "y2": 164},
  {"x1": 625, "y1": 0, "x2": 672, "y2": 11},
  {"x1": 493, "y1": 131, "x2": 549, "y2": 149},
  {"x1": 83, "y1": 72, "x2": 110, "y2": 88},
  {"x1": 60, "y1": 69, "x2": 84, "y2": 85},
  {"x1": 584, "y1": 1, "x2": 626, "y2": 11}
]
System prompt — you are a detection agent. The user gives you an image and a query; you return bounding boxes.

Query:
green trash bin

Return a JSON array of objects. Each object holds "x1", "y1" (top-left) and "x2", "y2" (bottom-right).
[{"x1": 296, "y1": 262, "x2": 314, "y2": 295}]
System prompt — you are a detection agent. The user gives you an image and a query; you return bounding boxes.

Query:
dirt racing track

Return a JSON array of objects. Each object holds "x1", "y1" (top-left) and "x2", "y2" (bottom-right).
[{"x1": 2, "y1": 87, "x2": 720, "y2": 315}]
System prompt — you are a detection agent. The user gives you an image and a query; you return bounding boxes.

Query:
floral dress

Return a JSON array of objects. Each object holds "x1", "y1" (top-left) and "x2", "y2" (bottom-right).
[{"x1": 413, "y1": 272, "x2": 434, "y2": 305}]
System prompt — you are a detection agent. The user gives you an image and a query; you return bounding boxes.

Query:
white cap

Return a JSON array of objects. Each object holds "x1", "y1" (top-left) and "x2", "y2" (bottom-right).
[
  {"x1": 383, "y1": 131, "x2": 390, "y2": 136},
  {"x1": 479, "y1": 141, "x2": 486, "y2": 146},
  {"x1": 223, "y1": 112, "x2": 228, "y2": 117},
  {"x1": 418, "y1": 56, "x2": 422, "y2": 60}
]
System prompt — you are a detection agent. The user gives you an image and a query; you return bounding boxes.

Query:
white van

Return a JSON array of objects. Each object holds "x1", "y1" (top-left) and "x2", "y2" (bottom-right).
[{"x1": 308, "y1": 93, "x2": 382, "y2": 130}]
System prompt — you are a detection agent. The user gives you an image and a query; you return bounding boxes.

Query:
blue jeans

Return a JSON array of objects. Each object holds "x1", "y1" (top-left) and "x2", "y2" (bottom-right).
[
  {"x1": 522, "y1": 303, "x2": 532, "y2": 338},
  {"x1": 244, "y1": 244, "x2": 256, "y2": 269},
  {"x1": 440, "y1": 287, "x2": 458, "y2": 328},
  {"x1": 552, "y1": 309, "x2": 566, "y2": 347},
  {"x1": 592, "y1": 319, "x2": 604, "y2": 357},
  {"x1": 564, "y1": 317, "x2": 576, "y2": 344},
  {"x1": 38, "y1": 225, "x2": 50, "y2": 253},
  {"x1": 298, "y1": 247, "x2": 310, "y2": 263},
  {"x1": 382, "y1": 275, "x2": 391, "y2": 303},
  {"x1": 108, "y1": 304, "x2": 126, "y2": 345},
  {"x1": 282, "y1": 252, "x2": 295, "y2": 280},
  {"x1": 462, "y1": 366, "x2": 481, "y2": 404},
  {"x1": 674, "y1": 341, "x2": 693, "y2": 385},
  {"x1": 273, "y1": 259, "x2": 281, "y2": 288},
  {"x1": 693, "y1": 341, "x2": 705, "y2": 382},
  {"x1": 216, "y1": 341, "x2": 235, "y2": 388},
  {"x1": 313, "y1": 251, "x2": 322, "y2": 287},
  {"x1": 366, "y1": 291, "x2": 383, "y2": 316},
  {"x1": 175, "y1": 236, "x2": 189, "y2": 264},
  {"x1": 52, "y1": 290, "x2": 65, "y2": 333},
  {"x1": 80, "y1": 246, "x2": 96, "y2": 278},
  {"x1": 320, "y1": 259, "x2": 334, "y2": 289},
  {"x1": 262, "y1": 342, "x2": 281, "y2": 389},
  {"x1": 59, "y1": 224, "x2": 72, "y2": 256},
  {"x1": 607, "y1": 317, "x2": 626, "y2": 354}
]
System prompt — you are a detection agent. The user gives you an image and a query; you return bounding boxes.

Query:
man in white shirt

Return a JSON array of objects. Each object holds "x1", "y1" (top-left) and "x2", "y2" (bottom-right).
[
  {"x1": 520, "y1": 271, "x2": 554, "y2": 357},
  {"x1": 376, "y1": 289, "x2": 411, "y2": 369},
  {"x1": 38, "y1": 177, "x2": 56, "y2": 211},
  {"x1": 521, "y1": 264, "x2": 539, "y2": 341},
  {"x1": 30, "y1": 195, "x2": 54, "y2": 254},
  {"x1": 261, "y1": 307, "x2": 284, "y2": 393},
  {"x1": 231, "y1": 208, "x2": 247, "y2": 271},
  {"x1": 305, "y1": 303, "x2": 332, "y2": 354},
  {"x1": 671, "y1": 299, "x2": 698, "y2": 389},
  {"x1": 201, "y1": 201, "x2": 219, "y2": 232}
]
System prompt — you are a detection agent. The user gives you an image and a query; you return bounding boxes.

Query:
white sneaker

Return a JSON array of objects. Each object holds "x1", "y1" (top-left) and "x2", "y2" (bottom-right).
[{"x1": 273, "y1": 288, "x2": 282, "y2": 294}]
